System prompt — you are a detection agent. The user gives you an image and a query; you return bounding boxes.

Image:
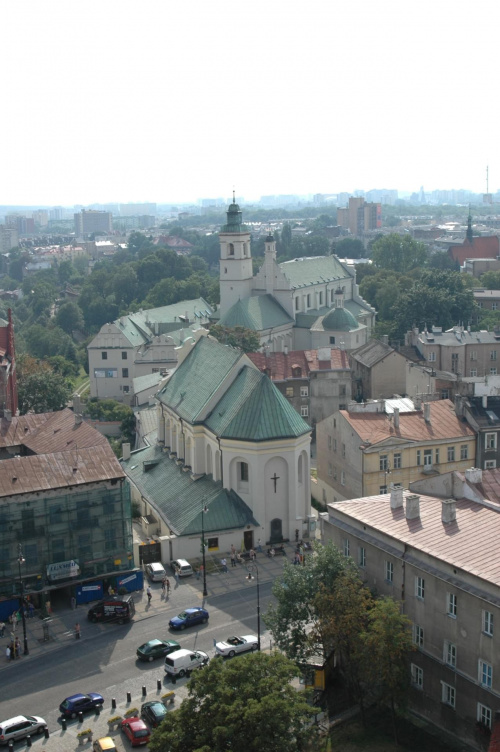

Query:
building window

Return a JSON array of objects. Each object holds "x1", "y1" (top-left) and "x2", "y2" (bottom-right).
[
  {"x1": 342, "y1": 443, "x2": 346, "y2": 458},
  {"x1": 478, "y1": 704, "x2": 492, "y2": 729},
  {"x1": 447, "y1": 592, "x2": 457, "y2": 618},
  {"x1": 444, "y1": 640, "x2": 456, "y2": 668},
  {"x1": 51, "y1": 538, "x2": 65, "y2": 563},
  {"x1": 493, "y1": 303, "x2": 499, "y2": 311},
  {"x1": 24, "y1": 544, "x2": 38, "y2": 566},
  {"x1": 94, "y1": 368, "x2": 117, "y2": 379},
  {"x1": 485, "y1": 460, "x2": 497, "y2": 469},
  {"x1": 379, "y1": 454, "x2": 388, "y2": 471},
  {"x1": 286, "y1": 387, "x2": 294, "y2": 397},
  {"x1": 415, "y1": 576, "x2": 425, "y2": 600},
  {"x1": 482, "y1": 610, "x2": 494, "y2": 636},
  {"x1": 333, "y1": 438, "x2": 337, "y2": 452},
  {"x1": 78, "y1": 533, "x2": 92, "y2": 558},
  {"x1": 123, "y1": 386, "x2": 129, "y2": 393},
  {"x1": 300, "y1": 386, "x2": 309, "y2": 397},
  {"x1": 486, "y1": 433, "x2": 497, "y2": 450},
  {"x1": 228, "y1": 243, "x2": 234, "y2": 256},
  {"x1": 359, "y1": 547, "x2": 366, "y2": 567},
  {"x1": 328, "y1": 435, "x2": 332, "y2": 449},
  {"x1": 307, "y1": 294, "x2": 311, "y2": 308},
  {"x1": 470, "y1": 368, "x2": 477, "y2": 377},
  {"x1": 103, "y1": 497, "x2": 115, "y2": 515},
  {"x1": 441, "y1": 683, "x2": 456, "y2": 708},
  {"x1": 491, "y1": 351, "x2": 498, "y2": 361},
  {"x1": 393, "y1": 453, "x2": 402, "y2": 469},
  {"x1": 328, "y1": 463, "x2": 332, "y2": 477},
  {"x1": 460, "y1": 444, "x2": 468, "y2": 460},
  {"x1": 435, "y1": 448, "x2": 440, "y2": 464},
  {"x1": 49, "y1": 504, "x2": 63, "y2": 525},
  {"x1": 424, "y1": 449, "x2": 432, "y2": 467},
  {"x1": 340, "y1": 385, "x2": 347, "y2": 396},
  {"x1": 479, "y1": 660, "x2": 493, "y2": 688},
  {"x1": 207, "y1": 537, "x2": 219, "y2": 551},
  {"x1": 333, "y1": 466, "x2": 337, "y2": 480},
  {"x1": 343, "y1": 538, "x2": 350, "y2": 557},
  {"x1": 379, "y1": 485, "x2": 387, "y2": 494},
  {"x1": 413, "y1": 624, "x2": 424, "y2": 648},
  {"x1": 441, "y1": 389, "x2": 449, "y2": 399},
  {"x1": 447, "y1": 446, "x2": 455, "y2": 462},
  {"x1": 329, "y1": 337, "x2": 335, "y2": 344},
  {"x1": 470, "y1": 350, "x2": 477, "y2": 361},
  {"x1": 428, "y1": 352, "x2": 436, "y2": 362},
  {"x1": 239, "y1": 462, "x2": 249, "y2": 482},
  {"x1": 295, "y1": 297, "x2": 300, "y2": 311},
  {"x1": 101, "y1": 352, "x2": 108, "y2": 360},
  {"x1": 416, "y1": 450, "x2": 421, "y2": 466},
  {"x1": 122, "y1": 368, "x2": 129, "y2": 378},
  {"x1": 121, "y1": 351, "x2": 128, "y2": 360},
  {"x1": 340, "y1": 470, "x2": 345, "y2": 486},
  {"x1": 411, "y1": 664, "x2": 423, "y2": 689},
  {"x1": 319, "y1": 292, "x2": 323, "y2": 306},
  {"x1": 300, "y1": 405, "x2": 309, "y2": 417},
  {"x1": 491, "y1": 368, "x2": 498, "y2": 375},
  {"x1": 451, "y1": 353, "x2": 459, "y2": 373},
  {"x1": 385, "y1": 560, "x2": 394, "y2": 583}
]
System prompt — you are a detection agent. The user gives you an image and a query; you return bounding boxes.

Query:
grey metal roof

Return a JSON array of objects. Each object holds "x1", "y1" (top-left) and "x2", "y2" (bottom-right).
[
  {"x1": 121, "y1": 444, "x2": 258, "y2": 536},
  {"x1": 350, "y1": 339, "x2": 394, "y2": 368}
]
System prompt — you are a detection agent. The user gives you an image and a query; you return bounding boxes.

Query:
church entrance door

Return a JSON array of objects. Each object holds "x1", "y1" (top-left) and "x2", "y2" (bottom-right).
[
  {"x1": 270, "y1": 518, "x2": 283, "y2": 544},
  {"x1": 243, "y1": 530, "x2": 253, "y2": 551}
]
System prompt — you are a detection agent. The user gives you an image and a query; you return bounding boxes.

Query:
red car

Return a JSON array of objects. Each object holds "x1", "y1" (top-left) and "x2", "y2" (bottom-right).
[{"x1": 120, "y1": 717, "x2": 150, "y2": 747}]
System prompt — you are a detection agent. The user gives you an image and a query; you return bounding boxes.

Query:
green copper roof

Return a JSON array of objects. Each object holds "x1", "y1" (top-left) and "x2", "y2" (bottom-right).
[
  {"x1": 322, "y1": 306, "x2": 360, "y2": 331},
  {"x1": 220, "y1": 200, "x2": 250, "y2": 233},
  {"x1": 121, "y1": 444, "x2": 257, "y2": 536},
  {"x1": 156, "y1": 336, "x2": 242, "y2": 422},
  {"x1": 206, "y1": 366, "x2": 310, "y2": 441},
  {"x1": 279, "y1": 256, "x2": 351, "y2": 289},
  {"x1": 219, "y1": 294, "x2": 294, "y2": 331}
]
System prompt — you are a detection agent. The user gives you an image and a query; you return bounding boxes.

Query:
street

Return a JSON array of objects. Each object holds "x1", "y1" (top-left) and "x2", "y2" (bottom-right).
[{"x1": 0, "y1": 580, "x2": 276, "y2": 738}]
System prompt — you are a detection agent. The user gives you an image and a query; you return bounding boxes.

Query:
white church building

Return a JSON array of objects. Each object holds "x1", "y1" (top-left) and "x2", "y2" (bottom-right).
[{"x1": 216, "y1": 199, "x2": 375, "y2": 352}]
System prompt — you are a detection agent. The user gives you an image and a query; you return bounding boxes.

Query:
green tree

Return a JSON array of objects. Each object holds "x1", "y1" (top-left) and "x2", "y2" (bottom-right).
[
  {"x1": 371, "y1": 233, "x2": 428, "y2": 273},
  {"x1": 264, "y1": 541, "x2": 353, "y2": 663},
  {"x1": 333, "y1": 237, "x2": 366, "y2": 259},
  {"x1": 148, "y1": 652, "x2": 315, "y2": 752},
  {"x1": 360, "y1": 597, "x2": 414, "y2": 745},
  {"x1": 209, "y1": 325, "x2": 260, "y2": 353},
  {"x1": 55, "y1": 301, "x2": 84, "y2": 335},
  {"x1": 480, "y1": 270, "x2": 500, "y2": 290},
  {"x1": 17, "y1": 357, "x2": 72, "y2": 414}
]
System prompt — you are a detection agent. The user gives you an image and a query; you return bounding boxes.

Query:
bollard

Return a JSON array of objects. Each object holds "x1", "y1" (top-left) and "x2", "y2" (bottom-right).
[
  {"x1": 8, "y1": 741, "x2": 13, "y2": 751},
  {"x1": 95, "y1": 705, "x2": 101, "y2": 715},
  {"x1": 126, "y1": 691, "x2": 131, "y2": 703},
  {"x1": 112, "y1": 698, "x2": 116, "y2": 710},
  {"x1": 78, "y1": 712, "x2": 83, "y2": 723},
  {"x1": 157, "y1": 679, "x2": 162, "y2": 691},
  {"x1": 142, "y1": 685, "x2": 147, "y2": 697},
  {"x1": 171, "y1": 673, "x2": 176, "y2": 684},
  {"x1": 26, "y1": 735, "x2": 32, "y2": 748},
  {"x1": 61, "y1": 718, "x2": 67, "y2": 731},
  {"x1": 44, "y1": 728, "x2": 50, "y2": 740}
]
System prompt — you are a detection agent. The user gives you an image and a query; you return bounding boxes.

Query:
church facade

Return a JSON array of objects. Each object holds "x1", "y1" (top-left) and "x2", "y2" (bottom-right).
[{"x1": 217, "y1": 200, "x2": 376, "y2": 352}]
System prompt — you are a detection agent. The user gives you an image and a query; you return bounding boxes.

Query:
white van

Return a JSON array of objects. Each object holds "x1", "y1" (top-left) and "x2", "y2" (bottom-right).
[
  {"x1": 146, "y1": 562, "x2": 167, "y2": 582},
  {"x1": 170, "y1": 559, "x2": 193, "y2": 577},
  {"x1": 164, "y1": 649, "x2": 209, "y2": 678}
]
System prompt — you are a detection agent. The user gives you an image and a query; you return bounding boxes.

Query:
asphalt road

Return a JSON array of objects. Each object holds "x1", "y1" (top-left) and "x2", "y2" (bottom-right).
[{"x1": 1, "y1": 582, "x2": 275, "y2": 735}]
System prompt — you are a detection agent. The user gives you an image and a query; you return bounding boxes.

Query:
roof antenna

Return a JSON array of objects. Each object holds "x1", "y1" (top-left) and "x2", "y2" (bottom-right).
[{"x1": 233, "y1": 187, "x2": 236, "y2": 204}]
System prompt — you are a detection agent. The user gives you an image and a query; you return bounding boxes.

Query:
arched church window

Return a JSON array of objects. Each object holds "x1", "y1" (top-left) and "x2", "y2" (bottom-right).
[
  {"x1": 239, "y1": 462, "x2": 249, "y2": 482},
  {"x1": 306, "y1": 294, "x2": 311, "y2": 308},
  {"x1": 298, "y1": 455, "x2": 303, "y2": 484},
  {"x1": 228, "y1": 243, "x2": 235, "y2": 256}
]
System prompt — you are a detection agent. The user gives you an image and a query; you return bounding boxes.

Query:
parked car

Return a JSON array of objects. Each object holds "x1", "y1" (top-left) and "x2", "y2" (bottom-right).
[
  {"x1": 93, "y1": 738, "x2": 117, "y2": 752},
  {"x1": 169, "y1": 607, "x2": 209, "y2": 630},
  {"x1": 120, "y1": 717, "x2": 150, "y2": 747},
  {"x1": 164, "y1": 649, "x2": 209, "y2": 678},
  {"x1": 145, "y1": 562, "x2": 167, "y2": 582},
  {"x1": 170, "y1": 558, "x2": 193, "y2": 577},
  {"x1": 0, "y1": 715, "x2": 47, "y2": 746},
  {"x1": 140, "y1": 701, "x2": 168, "y2": 729},
  {"x1": 136, "y1": 639, "x2": 180, "y2": 662},
  {"x1": 59, "y1": 693, "x2": 104, "y2": 718},
  {"x1": 215, "y1": 634, "x2": 259, "y2": 657}
]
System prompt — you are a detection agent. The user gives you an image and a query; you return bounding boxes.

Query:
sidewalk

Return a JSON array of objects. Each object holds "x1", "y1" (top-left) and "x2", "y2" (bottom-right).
[{"x1": 0, "y1": 541, "x2": 300, "y2": 670}]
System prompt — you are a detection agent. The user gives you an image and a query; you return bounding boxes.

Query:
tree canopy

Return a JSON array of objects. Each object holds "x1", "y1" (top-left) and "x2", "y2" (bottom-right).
[
  {"x1": 371, "y1": 233, "x2": 428, "y2": 273},
  {"x1": 17, "y1": 355, "x2": 72, "y2": 414},
  {"x1": 148, "y1": 652, "x2": 315, "y2": 752},
  {"x1": 209, "y1": 325, "x2": 261, "y2": 353}
]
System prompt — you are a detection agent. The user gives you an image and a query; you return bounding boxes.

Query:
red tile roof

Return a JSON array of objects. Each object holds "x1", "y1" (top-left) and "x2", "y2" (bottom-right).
[
  {"x1": 343, "y1": 400, "x2": 475, "y2": 445},
  {"x1": 0, "y1": 445, "x2": 124, "y2": 497},
  {"x1": 22, "y1": 408, "x2": 109, "y2": 454},
  {"x1": 332, "y1": 491, "x2": 500, "y2": 587},
  {"x1": 247, "y1": 348, "x2": 349, "y2": 380},
  {"x1": 0, "y1": 413, "x2": 48, "y2": 448}
]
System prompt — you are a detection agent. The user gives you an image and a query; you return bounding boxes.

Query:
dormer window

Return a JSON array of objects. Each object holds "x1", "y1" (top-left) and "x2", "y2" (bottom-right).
[{"x1": 292, "y1": 365, "x2": 302, "y2": 378}]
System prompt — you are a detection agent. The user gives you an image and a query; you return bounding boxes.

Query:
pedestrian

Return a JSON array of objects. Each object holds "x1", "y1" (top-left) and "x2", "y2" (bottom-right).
[
  {"x1": 15, "y1": 637, "x2": 21, "y2": 657},
  {"x1": 0, "y1": 621, "x2": 5, "y2": 637},
  {"x1": 196, "y1": 567, "x2": 201, "y2": 580},
  {"x1": 6, "y1": 645, "x2": 10, "y2": 661},
  {"x1": 250, "y1": 548, "x2": 256, "y2": 561},
  {"x1": 28, "y1": 602, "x2": 35, "y2": 619},
  {"x1": 146, "y1": 586, "x2": 152, "y2": 603},
  {"x1": 221, "y1": 558, "x2": 228, "y2": 573},
  {"x1": 230, "y1": 551, "x2": 236, "y2": 567},
  {"x1": 74, "y1": 622, "x2": 80, "y2": 640},
  {"x1": 71, "y1": 596, "x2": 76, "y2": 610},
  {"x1": 257, "y1": 538, "x2": 263, "y2": 553},
  {"x1": 161, "y1": 577, "x2": 166, "y2": 595},
  {"x1": 174, "y1": 567, "x2": 180, "y2": 584},
  {"x1": 230, "y1": 543, "x2": 236, "y2": 556},
  {"x1": 166, "y1": 578, "x2": 171, "y2": 596}
]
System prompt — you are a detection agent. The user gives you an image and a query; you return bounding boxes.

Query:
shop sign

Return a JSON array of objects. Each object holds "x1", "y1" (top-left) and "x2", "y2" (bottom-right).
[{"x1": 47, "y1": 559, "x2": 80, "y2": 581}]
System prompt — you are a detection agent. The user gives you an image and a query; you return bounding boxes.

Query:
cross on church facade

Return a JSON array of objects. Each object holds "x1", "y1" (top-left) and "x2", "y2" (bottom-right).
[{"x1": 271, "y1": 472, "x2": 280, "y2": 493}]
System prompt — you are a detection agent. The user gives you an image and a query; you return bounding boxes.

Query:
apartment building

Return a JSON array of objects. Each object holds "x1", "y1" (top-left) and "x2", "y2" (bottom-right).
[
  {"x1": 407, "y1": 326, "x2": 500, "y2": 379},
  {"x1": 74, "y1": 209, "x2": 113, "y2": 236},
  {"x1": 349, "y1": 338, "x2": 408, "y2": 400},
  {"x1": 337, "y1": 197, "x2": 381, "y2": 236},
  {"x1": 322, "y1": 485, "x2": 500, "y2": 749}
]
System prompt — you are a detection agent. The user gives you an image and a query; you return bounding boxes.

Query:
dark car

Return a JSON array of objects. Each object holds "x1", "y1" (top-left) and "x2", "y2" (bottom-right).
[
  {"x1": 120, "y1": 717, "x2": 150, "y2": 747},
  {"x1": 136, "y1": 639, "x2": 180, "y2": 662},
  {"x1": 140, "y1": 701, "x2": 168, "y2": 729},
  {"x1": 169, "y1": 607, "x2": 209, "y2": 630},
  {"x1": 59, "y1": 693, "x2": 104, "y2": 718}
]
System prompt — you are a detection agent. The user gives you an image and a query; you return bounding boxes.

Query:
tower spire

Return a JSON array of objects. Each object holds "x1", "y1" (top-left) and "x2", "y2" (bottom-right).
[{"x1": 466, "y1": 205, "x2": 473, "y2": 244}]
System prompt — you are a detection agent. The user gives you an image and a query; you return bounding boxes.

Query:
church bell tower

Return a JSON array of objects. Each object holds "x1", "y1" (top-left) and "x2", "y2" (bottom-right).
[{"x1": 219, "y1": 194, "x2": 253, "y2": 317}]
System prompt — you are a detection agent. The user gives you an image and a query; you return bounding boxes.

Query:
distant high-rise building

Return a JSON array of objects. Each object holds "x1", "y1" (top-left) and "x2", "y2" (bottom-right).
[
  {"x1": 49, "y1": 207, "x2": 65, "y2": 221},
  {"x1": 32, "y1": 210, "x2": 49, "y2": 227},
  {"x1": 74, "y1": 210, "x2": 113, "y2": 236},
  {"x1": 337, "y1": 197, "x2": 381, "y2": 236},
  {"x1": 4, "y1": 215, "x2": 35, "y2": 235},
  {"x1": 0, "y1": 226, "x2": 19, "y2": 253}
]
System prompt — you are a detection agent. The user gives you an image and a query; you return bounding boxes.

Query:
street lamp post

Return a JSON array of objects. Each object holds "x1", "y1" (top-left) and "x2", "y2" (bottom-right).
[
  {"x1": 17, "y1": 544, "x2": 29, "y2": 655},
  {"x1": 246, "y1": 561, "x2": 261, "y2": 652},
  {"x1": 200, "y1": 501, "x2": 208, "y2": 597}
]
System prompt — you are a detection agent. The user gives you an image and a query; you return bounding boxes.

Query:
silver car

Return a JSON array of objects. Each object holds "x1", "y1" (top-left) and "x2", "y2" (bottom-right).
[
  {"x1": 0, "y1": 715, "x2": 47, "y2": 745},
  {"x1": 215, "y1": 635, "x2": 258, "y2": 657}
]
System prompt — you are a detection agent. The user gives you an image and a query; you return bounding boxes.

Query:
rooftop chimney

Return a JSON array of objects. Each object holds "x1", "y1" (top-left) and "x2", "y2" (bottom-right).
[
  {"x1": 3, "y1": 409, "x2": 11, "y2": 422},
  {"x1": 74, "y1": 413, "x2": 83, "y2": 426},
  {"x1": 390, "y1": 484, "x2": 404, "y2": 509},
  {"x1": 415, "y1": 396, "x2": 422, "y2": 410},
  {"x1": 424, "y1": 402, "x2": 431, "y2": 423},
  {"x1": 441, "y1": 499, "x2": 456, "y2": 524},
  {"x1": 393, "y1": 407, "x2": 400, "y2": 429},
  {"x1": 284, "y1": 345, "x2": 288, "y2": 355},
  {"x1": 482, "y1": 395, "x2": 488, "y2": 409},
  {"x1": 465, "y1": 466, "x2": 483, "y2": 484},
  {"x1": 122, "y1": 443, "x2": 131, "y2": 461},
  {"x1": 405, "y1": 494, "x2": 420, "y2": 520}
]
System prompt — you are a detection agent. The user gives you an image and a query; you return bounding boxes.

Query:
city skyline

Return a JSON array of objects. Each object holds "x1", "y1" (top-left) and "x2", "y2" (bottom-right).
[{"x1": 2, "y1": 0, "x2": 499, "y2": 205}]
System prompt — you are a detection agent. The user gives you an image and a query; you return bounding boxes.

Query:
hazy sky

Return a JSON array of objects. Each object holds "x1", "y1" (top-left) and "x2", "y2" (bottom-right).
[{"x1": 2, "y1": 0, "x2": 499, "y2": 206}]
